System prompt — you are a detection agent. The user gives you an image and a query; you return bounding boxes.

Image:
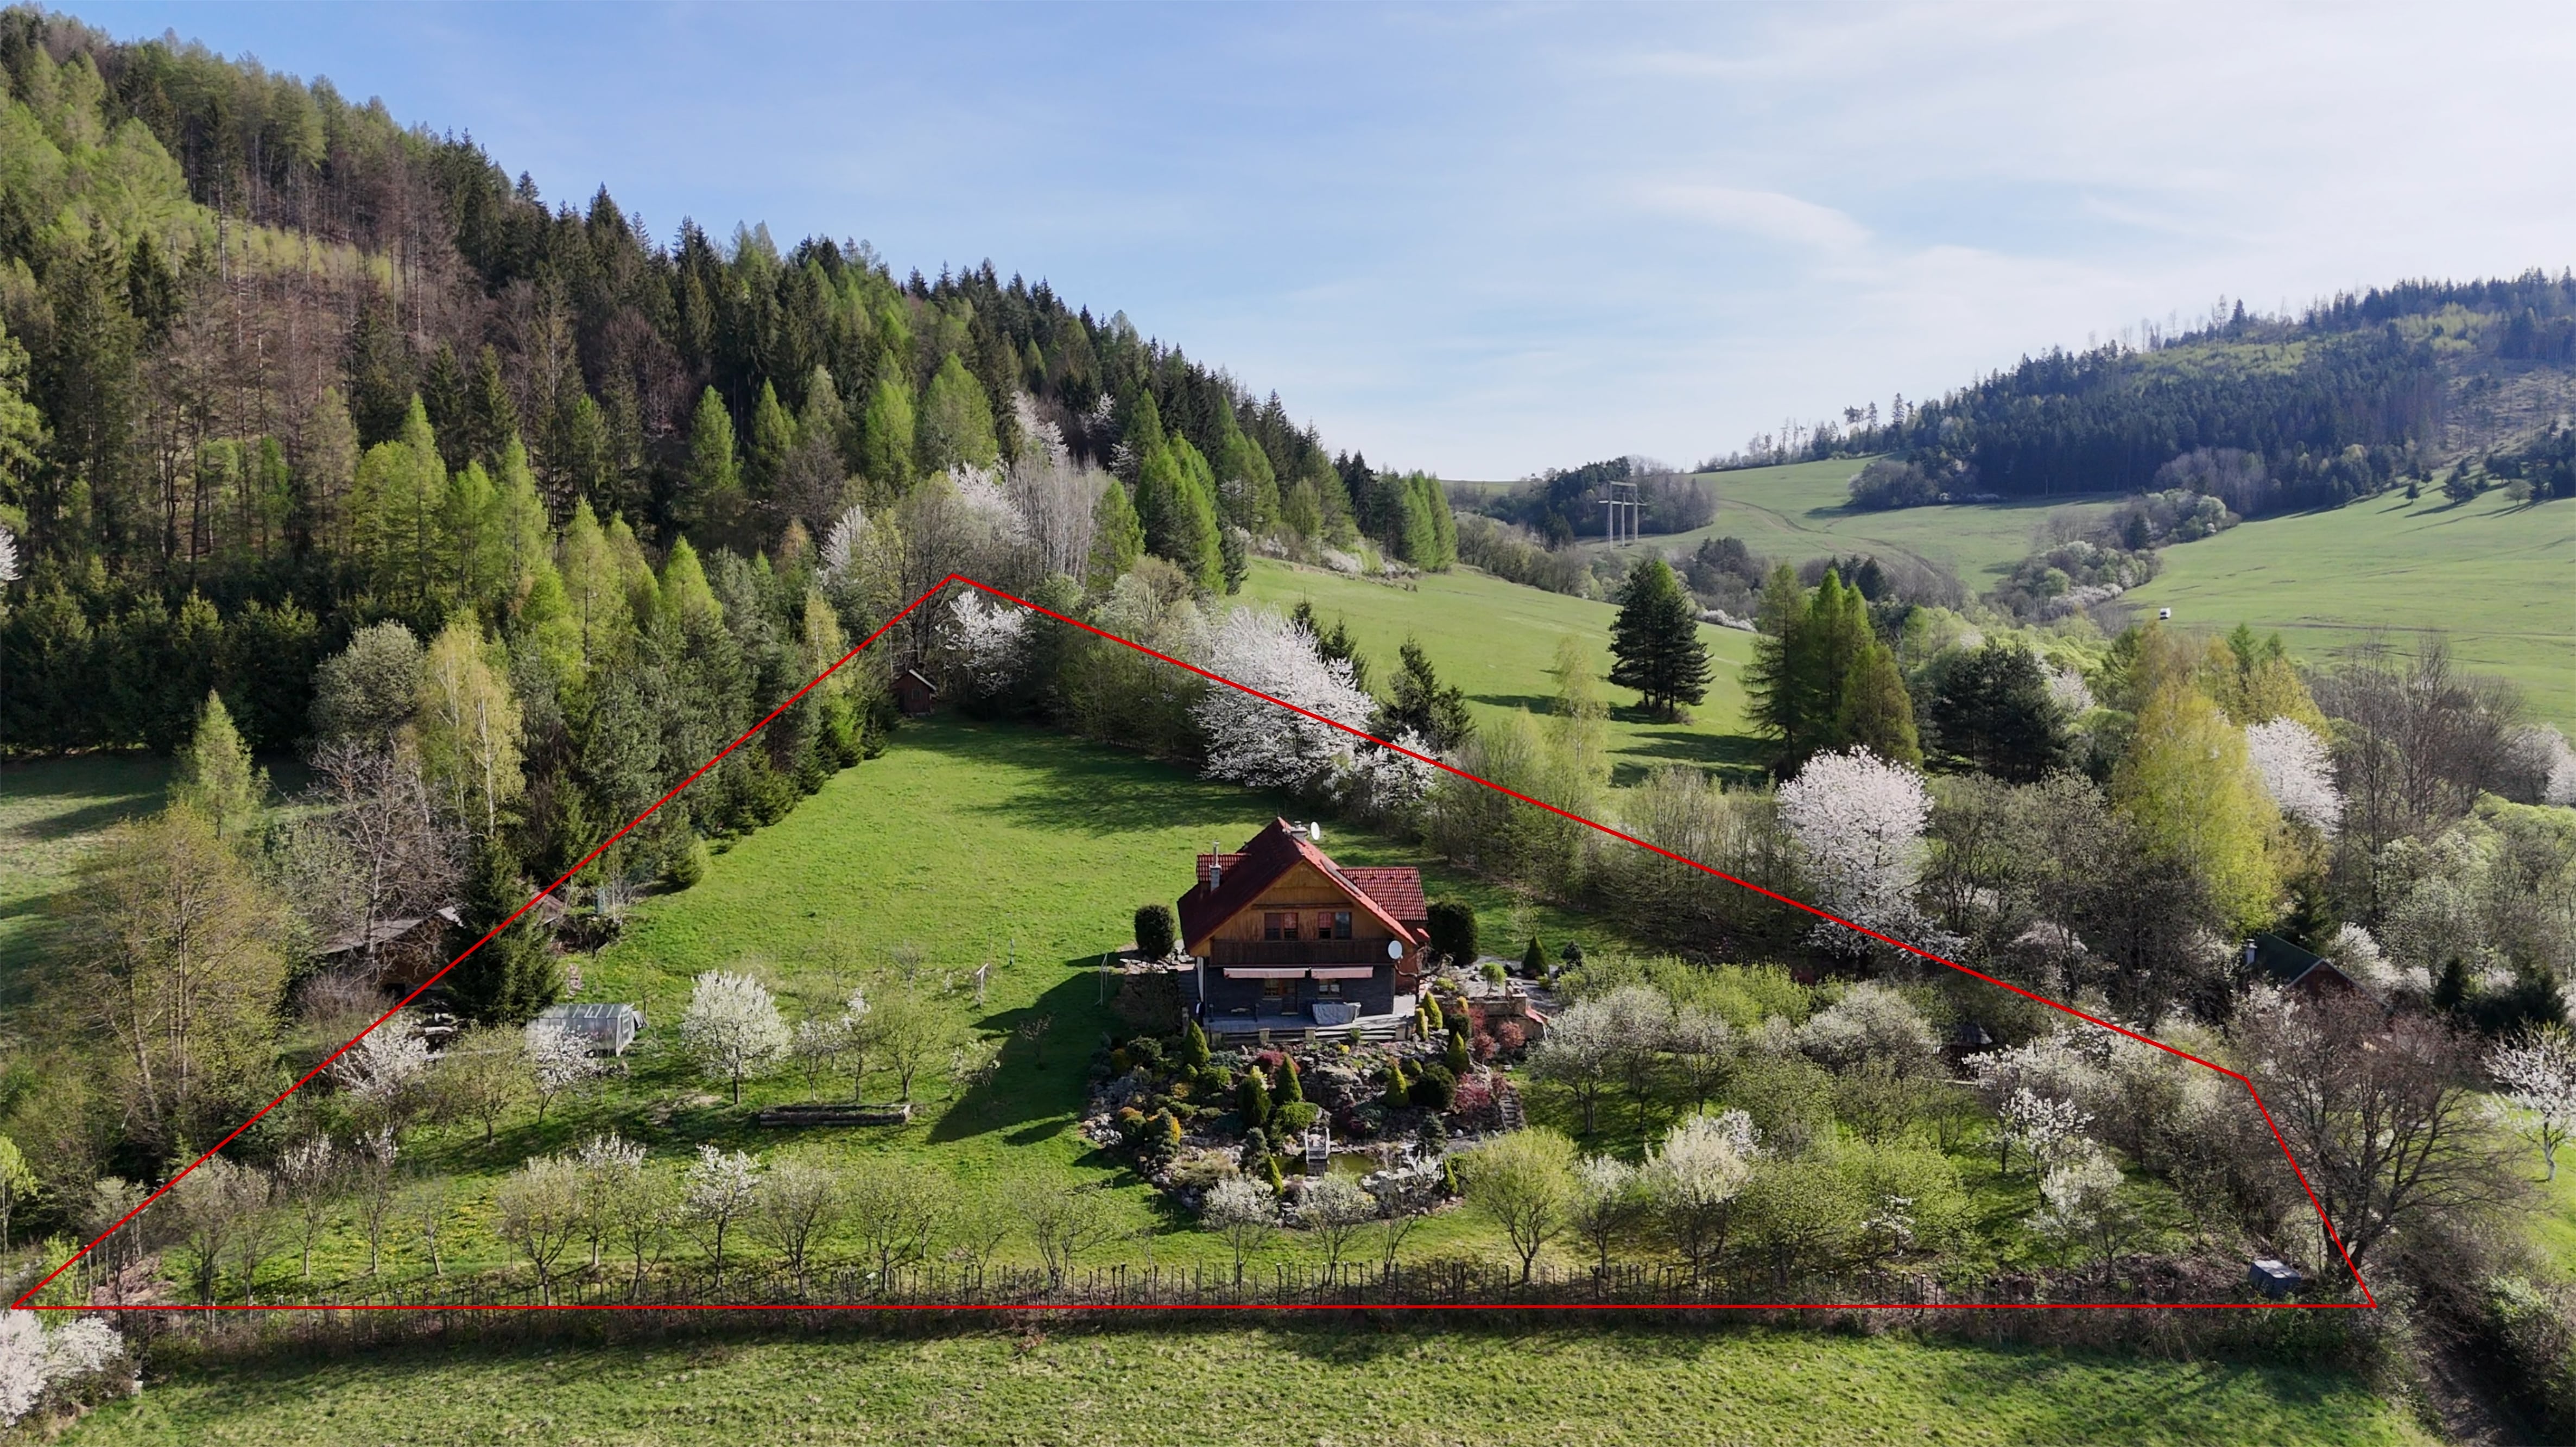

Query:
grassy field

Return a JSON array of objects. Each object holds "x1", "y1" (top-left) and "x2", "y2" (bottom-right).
[
  {"x1": 173, "y1": 718, "x2": 1629, "y2": 1293},
  {"x1": 1571, "y1": 460, "x2": 2123, "y2": 586},
  {"x1": 0, "y1": 754, "x2": 172, "y2": 1012},
  {"x1": 62, "y1": 1323, "x2": 2431, "y2": 1446},
  {"x1": 2128, "y1": 487, "x2": 2576, "y2": 729},
  {"x1": 1240, "y1": 559, "x2": 1767, "y2": 785}
]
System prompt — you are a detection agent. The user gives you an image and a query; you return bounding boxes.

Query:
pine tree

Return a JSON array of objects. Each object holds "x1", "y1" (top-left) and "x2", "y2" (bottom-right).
[
  {"x1": 466, "y1": 346, "x2": 518, "y2": 469},
  {"x1": 1928, "y1": 641, "x2": 2066, "y2": 780},
  {"x1": 1606, "y1": 557, "x2": 1710, "y2": 719}
]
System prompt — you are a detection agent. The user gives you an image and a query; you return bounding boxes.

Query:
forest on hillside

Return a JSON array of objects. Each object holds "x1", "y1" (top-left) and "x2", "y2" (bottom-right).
[
  {"x1": 0, "y1": 7, "x2": 1457, "y2": 757},
  {"x1": 1712, "y1": 276, "x2": 2576, "y2": 516}
]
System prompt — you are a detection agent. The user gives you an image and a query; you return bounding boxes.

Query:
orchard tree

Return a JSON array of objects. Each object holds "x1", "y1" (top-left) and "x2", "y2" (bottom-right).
[
  {"x1": 1607, "y1": 558, "x2": 1711, "y2": 719},
  {"x1": 681, "y1": 970, "x2": 790, "y2": 1104},
  {"x1": 1459, "y1": 1127, "x2": 1578, "y2": 1282},
  {"x1": 1568, "y1": 1154, "x2": 1644, "y2": 1273},
  {"x1": 2491, "y1": 1025, "x2": 2576, "y2": 1181},
  {"x1": 1202, "y1": 1176, "x2": 1278, "y2": 1280},
  {"x1": 496, "y1": 1153, "x2": 584, "y2": 1302},
  {"x1": 1644, "y1": 1110, "x2": 1759, "y2": 1283},
  {"x1": 1777, "y1": 748, "x2": 1943, "y2": 954},
  {"x1": 683, "y1": 1145, "x2": 762, "y2": 1286}
]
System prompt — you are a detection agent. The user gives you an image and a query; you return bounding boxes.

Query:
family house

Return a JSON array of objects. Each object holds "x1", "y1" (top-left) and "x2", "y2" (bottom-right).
[{"x1": 1177, "y1": 818, "x2": 1428, "y2": 1039}]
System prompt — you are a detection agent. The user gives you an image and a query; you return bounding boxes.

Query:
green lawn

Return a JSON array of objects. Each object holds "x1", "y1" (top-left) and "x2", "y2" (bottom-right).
[
  {"x1": 1240, "y1": 559, "x2": 1767, "y2": 785},
  {"x1": 0, "y1": 753, "x2": 172, "y2": 1012},
  {"x1": 1577, "y1": 460, "x2": 2124, "y2": 586},
  {"x1": 2127, "y1": 487, "x2": 2576, "y2": 730},
  {"x1": 64, "y1": 1323, "x2": 2431, "y2": 1446},
  {"x1": 198, "y1": 719, "x2": 1622, "y2": 1293}
]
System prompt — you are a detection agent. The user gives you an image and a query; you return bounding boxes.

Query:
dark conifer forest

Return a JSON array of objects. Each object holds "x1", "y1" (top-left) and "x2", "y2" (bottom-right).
[{"x1": 0, "y1": 8, "x2": 1453, "y2": 756}]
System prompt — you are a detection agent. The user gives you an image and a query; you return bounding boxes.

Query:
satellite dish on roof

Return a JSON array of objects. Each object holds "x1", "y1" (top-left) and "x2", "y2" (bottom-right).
[
  {"x1": 1308, "y1": 821, "x2": 1324, "y2": 842},
  {"x1": 1387, "y1": 939, "x2": 1403, "y2": 961}
]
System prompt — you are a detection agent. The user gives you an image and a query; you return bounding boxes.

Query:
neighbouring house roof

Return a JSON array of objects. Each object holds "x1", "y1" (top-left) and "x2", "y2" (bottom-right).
[
  {"x1": 315, "y1": 891, "x2": 571, "y2": 960},
  {"x1": 2244, "y1": 933, "x2": 2357, "y2": 993},
  {"x1": 1177, "y1": 818, "x2": 1425, "y2": 953}
]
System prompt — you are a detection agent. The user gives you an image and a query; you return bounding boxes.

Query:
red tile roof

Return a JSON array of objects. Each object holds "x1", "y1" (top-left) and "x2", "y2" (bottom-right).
[{"x1": 1176, "y1": 819, "x2": 1423, "y2": 952}]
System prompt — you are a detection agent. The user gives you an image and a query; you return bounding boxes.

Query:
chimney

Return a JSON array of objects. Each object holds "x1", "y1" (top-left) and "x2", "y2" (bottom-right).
[{"x1": 1209, "y1": 841, "x2": 1221, "y2": 891}]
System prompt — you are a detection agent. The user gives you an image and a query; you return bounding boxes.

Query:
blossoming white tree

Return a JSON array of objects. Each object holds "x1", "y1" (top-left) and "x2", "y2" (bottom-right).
[
  {"x1": 0, "y1": 523, "x2": 18, "y2": 587},
  {"x1": 2491, "y1": 1025, "x2": 2576, "y2": 1181},
  {"x1": 2244, "y1": 718, "x2": 2344, "y2": 836},
  {"x1": 1795, "y1": 981, "x2": 1939, "y2": 1070},
  {"x1": 2029, "y1": 1143, "x2": 2129, "y2": 1278},
  {"x1": 1, "y1": 1311, "x2": 125, "y2": 1427},
  {"x1": 331, "y1": 1014, "x2": 434, "y2": 1132},
  {"x1": 1643, "y1": 1110, "x2": 1759, "y2": 1281},
  {"x1": 679, "y1": 970, "x2": 789, "y2": 1104},
  {"x1": 1193, "y1": 606, "x2": 1432, "y2": 807},
  {"x1": 1777, "y1": 748, "x2": 1946, "y2": 955},
  {"x1": 526, "y1": 1021, "x2": 603, "y2": 1124},
  {"x1": 1998, "y1": 1087, "x2": 2094, "y2": 1177},
  {"x1": 945, "y1": 588, "x2": 1030, "y2": 695},
  {"x1": 683, "y1": 1145, "x2": 762, "y2": 1285},
  {"x1": 1202, "y1": 1175, "x2": 1278, "y2": 1279}
]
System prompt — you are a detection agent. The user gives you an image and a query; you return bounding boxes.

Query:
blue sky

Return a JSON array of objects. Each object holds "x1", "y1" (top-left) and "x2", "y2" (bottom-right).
[{"x1": 69, "y1": 2, "x2": 2576, "y2": 479}]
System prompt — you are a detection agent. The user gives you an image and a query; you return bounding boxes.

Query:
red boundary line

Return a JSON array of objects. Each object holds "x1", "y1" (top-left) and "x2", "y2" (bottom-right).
[{"x1": 16, "y1": 574, "x2": 2374, "y2": 1313}]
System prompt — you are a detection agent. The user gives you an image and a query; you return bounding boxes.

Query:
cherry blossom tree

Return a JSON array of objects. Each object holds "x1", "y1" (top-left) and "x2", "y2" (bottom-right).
[
  {"x1": 1, "y1": 1312, "x2": 125, "y2": 1428},
  {"x1": 2029, "y1": 1144, "x2": 2129, "y2": 1278},
  {"x1": 683, "y1": 1145, "x2": 762, "y2": 1286},
  {"x1": 495, "y1": 1152, "x2": 584, "y2": 1301},
  {"x1": 944, "y1": 588, "x2": 1030, "y2": 696},
  {"x1": 2491, "y1": 1025, "x2": 2576, "y2": 1181},
  {"x1": 332, "y1": 1014, "x2": 434, "y2": 1134},
  {"x1": 1998, "y1": 1087, "x2": 2095, "y2": 1177},
  {"x1": 680, "y1": 970, "x2": 789, "y2": 1104},
  {"x1": 1644, "y1": 1110, "x2": 1760, "y2": 1281},
  {"x1": 1193, "y1": 606, "x2": 1431, "y2": 807},
  {"x1": 1795, "y1": 981, "x2": 1938, "y2": 1070},
  {"x1": 1777, "y1": 748, "x2": 1947, "y2": 955},
  {"x1": 2245, "y1": 718, "x2": 2344, "y2": 836},
  {"x1": 0, "y1": 523, "x2": 18, "y2": 587},
  {"x1": 526, "y1": 1021, "x2": 603, "y2": 1124},
  {"x1": 1202, "y1": 1175, "x2": 1277, "y2": 1279}
]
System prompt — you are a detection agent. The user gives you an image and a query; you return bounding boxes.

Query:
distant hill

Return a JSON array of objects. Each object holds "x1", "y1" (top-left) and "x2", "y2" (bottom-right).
[{"x1": 1716, "y1": 276, "x2": 2576, "y2": 517}]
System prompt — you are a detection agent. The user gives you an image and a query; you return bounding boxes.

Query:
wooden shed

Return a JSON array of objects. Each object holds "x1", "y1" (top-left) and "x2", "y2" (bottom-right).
[{"x1": 895, "y1": 668, "x2": 941, "y2": 718}]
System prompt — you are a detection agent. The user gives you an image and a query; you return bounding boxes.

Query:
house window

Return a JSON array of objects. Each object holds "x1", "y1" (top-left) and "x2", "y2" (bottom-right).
[
  {"x1": 1264, "y1": 912, "x2": 1298, "y2": 942},
  {"x1": 1315, "y1": 911, "x2": 1352, "y2": 940},
  {"x1": 1261, "y1": 977, "x2": 1296, "y2": 1001},
  {"x1": 1316, "y1": 979, "x2": 1342, "y2": 995}
]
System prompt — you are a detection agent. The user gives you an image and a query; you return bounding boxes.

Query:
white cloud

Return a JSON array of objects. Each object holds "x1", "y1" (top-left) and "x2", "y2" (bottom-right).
[{"x1": 1634, "y1": 183, "x2": 1870, "y2": 253}]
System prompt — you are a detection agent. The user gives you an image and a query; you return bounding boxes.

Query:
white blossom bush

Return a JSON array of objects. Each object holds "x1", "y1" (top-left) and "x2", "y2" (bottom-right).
[
  {"x1": 1776, "y1": 748, "x2": 1951, "y2": 956},
  {"x1": 1643, "y1": 1110, "x2": 1759, "y2": 1280},
  {"x1": 1796, "y1": 982, "x2": 1939, "y2": 1070},
  {"x1": 1193, "y1": 606, "x2": 1432, "y2": 808},
  {"x1": 1005, "y1": 395, "x2": 1111, "y2": 578},
  {"x1": 2029, "y1": 1144, "x2": 2128, "y2": 1272},
  {"x1": 2244, "y1": 718, "x2": 2344, "y2": 836},
  {"x1": 2518, "y1": 725, "x2": 2576, "y2": 807},
  {"x1": 526, "y1": 1021, "x2": 604, "y2": 1119},
  {"x1": 2043, "y1": 663, "x2": 2094, "y2": 717},
  {"x1": 2324, "y1": 922, "x2": 2423, "y2": 998},
  {"x1": 0, "y1": 1311, "x2": 126, "y2": 1427},
  {"x1": 1998, "y1": 1087, "x2": 2095, "y2": 1176},
  {"x1": 945, "y1": 588, "x2": 1031, "y2": 696},
  {"x1": 331, "y1": 1013, "x2": 433, "y2": 1121},
  {"x1": 2491, "y1": 1026, "x2": 2576, "y2": 1182},
  {"x1": 947, "y1": 462, "x2": 1032, "y2": 547},
  {"x1": 679, "y1": 970, "x2": 789, "y2": 1103},
  {"x1": 0, "y1": 523, "x2": 18, "y2": 586}
]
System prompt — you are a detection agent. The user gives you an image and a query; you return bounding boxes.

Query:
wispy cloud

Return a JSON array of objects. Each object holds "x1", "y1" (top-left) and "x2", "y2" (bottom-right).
[{"x1": 1634, "y1": 182, "x2": 1870, "y2": 253}]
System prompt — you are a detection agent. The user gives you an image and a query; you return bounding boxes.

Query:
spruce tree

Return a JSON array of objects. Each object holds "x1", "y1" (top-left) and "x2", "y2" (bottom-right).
[
  {"x1": 1088, "y1": 481, "x2": 1144, "y2": 591},
  {"x1": 448, "y1": 837, "x2": 562, "y2": 1026},
  {"x1": 746, "y1": 378, "x2": 796, "y2": 499},
  {"x1": 1606, "y1": 557, "x2": 1711, "y2": 719},
  {"x1": 679, "y1": 386, "x2": 744, "y2": 547},
  {"x1": 1382, "y1": 639, "x2": 1474, "y2": 751}
]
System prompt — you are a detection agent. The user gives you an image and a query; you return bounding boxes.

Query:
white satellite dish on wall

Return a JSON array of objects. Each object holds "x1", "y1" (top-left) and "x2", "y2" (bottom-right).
[
  {"x1": 1387, "y1": 939, "x2": 1403, "y2": 961},
  {"x1": 1307, "y1": 821, "x2": 1324, "y2": 842}
]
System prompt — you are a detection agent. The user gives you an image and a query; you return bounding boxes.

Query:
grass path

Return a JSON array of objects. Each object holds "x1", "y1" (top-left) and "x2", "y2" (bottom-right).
[{"x1": 65, "y1": 1324, "x2": 2432, "y2": 1446}]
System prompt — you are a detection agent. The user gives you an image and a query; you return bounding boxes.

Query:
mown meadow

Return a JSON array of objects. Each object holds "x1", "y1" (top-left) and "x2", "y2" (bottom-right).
[{"x1": 60, "y1": 1322, "x2": 2434, "y2": 1446}]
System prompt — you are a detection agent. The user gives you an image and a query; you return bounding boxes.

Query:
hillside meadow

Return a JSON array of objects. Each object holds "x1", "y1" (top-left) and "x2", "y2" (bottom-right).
[
  {"x1": 58, "y1": 1323, "x2": 2433, "y2": 1447},
  {"x1": 1240, "y1": 559, "x2": 1767, "y2": 785}
]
